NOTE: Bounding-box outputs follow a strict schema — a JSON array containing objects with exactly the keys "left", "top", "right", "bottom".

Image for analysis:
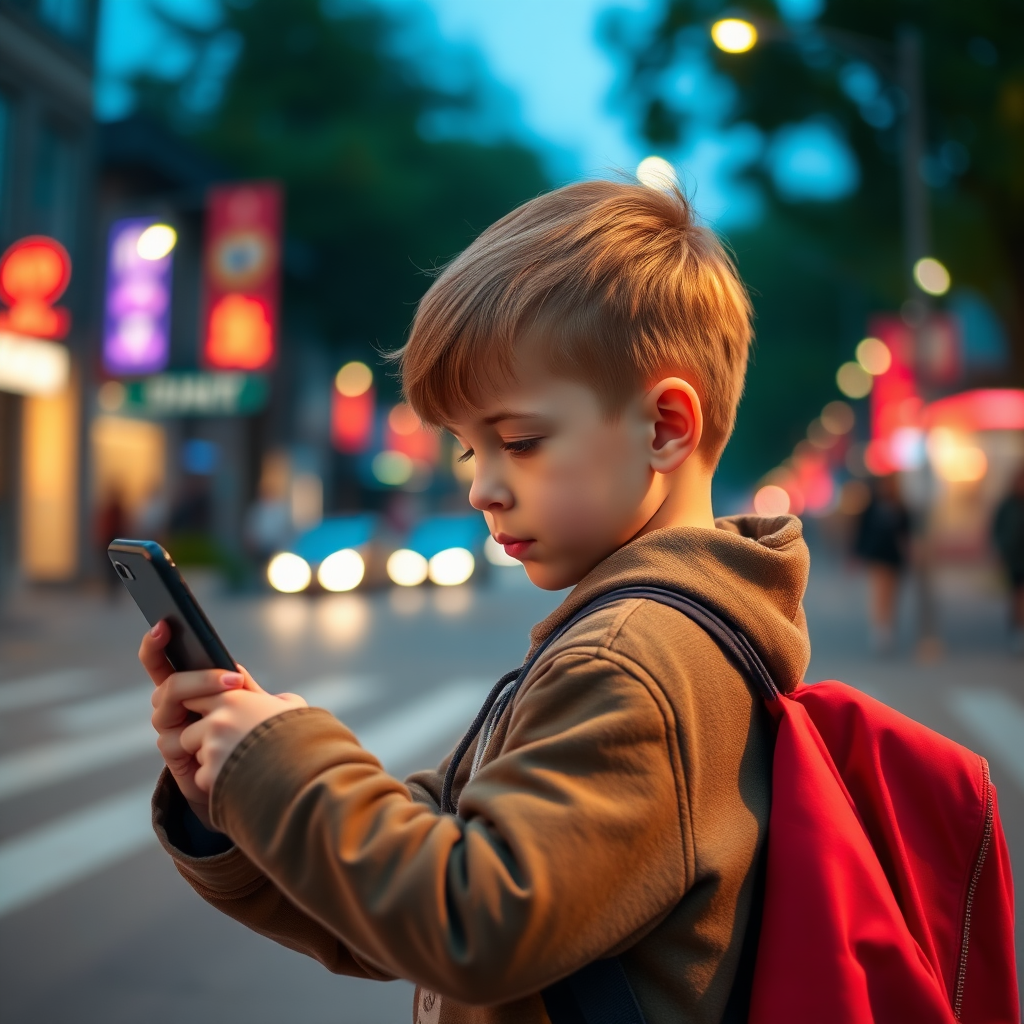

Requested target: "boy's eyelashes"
[{"left": 454, "top": 438, "right": 543, "bottom": 463}]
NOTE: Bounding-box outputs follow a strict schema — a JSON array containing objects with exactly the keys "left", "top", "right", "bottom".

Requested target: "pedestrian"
[
  {"left": 993, "top": 465, "right": 1024, "bottom": 653},
  {"left": 139, "top": 181, "right": 805, "bottom": 1023},
  {"left": 852, "top": 473, "right": 911, "bottom": 654}
]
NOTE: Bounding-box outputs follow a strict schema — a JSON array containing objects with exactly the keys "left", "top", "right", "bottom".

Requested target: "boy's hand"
[
  {"left": 178, "top": 684, "right": 307, "bottom": 795},
  {"left": 140, "top": 622, "right": 304, "bottom": 826}
]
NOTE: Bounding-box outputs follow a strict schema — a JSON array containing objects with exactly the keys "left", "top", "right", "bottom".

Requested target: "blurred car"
[
  {"left": 266, "top": 513, "right": 385, "bottom": 593},
  {"left": 386, "top": 512, "right": 491, "bottom": 587}
]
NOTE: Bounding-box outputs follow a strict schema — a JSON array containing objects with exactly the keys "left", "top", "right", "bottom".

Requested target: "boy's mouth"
[{"left": 493, "top": 533, "right": 535, "bottom": 560}]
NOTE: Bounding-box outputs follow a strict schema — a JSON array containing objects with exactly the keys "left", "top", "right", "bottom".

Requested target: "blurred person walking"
[
  {"left": 993, "top": 466, "right": 1024, "bottom": 654},
  {"left": 853, "top": 474, "right": 912, "bottom": 654}
]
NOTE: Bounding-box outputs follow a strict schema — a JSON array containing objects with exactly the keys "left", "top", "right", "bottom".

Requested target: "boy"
[{"left": 141, "top": 180, "right": 811, "bottom": 1024}]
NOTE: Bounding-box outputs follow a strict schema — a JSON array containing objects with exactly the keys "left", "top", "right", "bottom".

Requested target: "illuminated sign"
[
  {"left": 0, "top": 330, "right": 70, "bottom": 395},
  {"left": 331, "top": 361, "right": 375, "bottom": 453},
  {"left": 102, "top": 372, "right": 269, "bottom": 417},
  {"left": 202, "top": 182, "right": 282, "bottom": 371},
  {"left": 103, "top": 218, "right": 175, "bottom": 376},
  {"left": 0, "top": 236, "right": 72, "bottom": 340}
]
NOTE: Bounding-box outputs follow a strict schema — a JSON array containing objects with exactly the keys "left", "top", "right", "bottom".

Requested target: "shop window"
[{"left": 33, "top": 123, "right": 78, "bottom": 253}]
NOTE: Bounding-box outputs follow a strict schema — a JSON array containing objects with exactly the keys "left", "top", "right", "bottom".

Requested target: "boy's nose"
[{"left": 468, "top": 466, "right": 513, "bottom": 512}]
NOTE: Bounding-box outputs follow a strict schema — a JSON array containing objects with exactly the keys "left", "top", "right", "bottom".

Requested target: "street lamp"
[
  {"left": 710, "top": 18, "right": 757, "bottom": 53},
  {"left": 709, "top": 16, "right": 939, "bottom": 306}
]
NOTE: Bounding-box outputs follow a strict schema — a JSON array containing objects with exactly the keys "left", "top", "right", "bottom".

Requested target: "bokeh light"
[
  {"left": 927, "top": 428, "right": 988, "bottom": 483},
  {"left": 388, "top": 403, "right": 421, "bottom": 435},
  {"left": 387, "top": 548, "right": 429, "bottom": 586},
  {"left": 136, "top": 224, "right": 177, "bottom": 261},
  {"left": 636, "top": 156, "right": 678, "bottom": 190},
  {"left": 836, "top": 361, "right": 873, "bottom": 399},
  {"left": 855, "top": 336, "right": 892, "bottom": 376},
  {"left": 428, "top": 547, "right": 475, "bottom": 586},
  {"left": 335, "top": 360, "right": 373, "bottom": 397},
  {"left": 316, "top": 548, "right": 365, "bottom": 592},
  {"left": 913, "top": 257, "right": 951, "bottom": 296},
  {"left": 753, "top": 484, "right": 791, "bottom": 516},
  {"left": 711, "top": 18, "right": 758, "bottom": 53},
  {"left": 838, "top": 479, "right": 871, "bottom": 516},
  {"left": 267, "top": 552, "right": 312, "bottom": 593},
  {"left": 821, "top": 400, "right": 855, "bottom": 435},
  {"left": 372, "top": 450, "right": 414, "bottom": 486}
]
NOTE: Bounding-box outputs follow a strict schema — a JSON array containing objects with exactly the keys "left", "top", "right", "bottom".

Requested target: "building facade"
[{"left": 0, "top": 0, "right": 98, "bottom": 590}]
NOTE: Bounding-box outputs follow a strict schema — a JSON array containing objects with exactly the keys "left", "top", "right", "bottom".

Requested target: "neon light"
[
  {"left": 103, "top": 218, "right": 173, "bottom": 375},
  {"left": 922, "top": 389, "right": 1024, "bottom": 433},
  {"left": 205, "top": 294, "right": 273, "bottom": 370},
  {"left": 0, "top": 236, "right": 72, "bottom": 340}
]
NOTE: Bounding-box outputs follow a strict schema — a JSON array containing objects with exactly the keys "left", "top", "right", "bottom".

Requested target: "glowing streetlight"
[
  {"left": 636, "top": 156, "right": 679, "bottom": 191},
  {"left": 136, "top": 224, "right": 177, "bottom": 260},
  {"left": 855, "top": 337, "right": 892, "bottom": 376},
  {"left": 836, "top": 361, "right": 873, "bottom": 399},
  {"left": 335, "top": 360, "right": 373, "bottom": 397},
  {"left": 711, "top": 18, "right": 758, "bottom": 54},
  {"left": 913, "top": 257, "right": 951, "bottom": 296}
]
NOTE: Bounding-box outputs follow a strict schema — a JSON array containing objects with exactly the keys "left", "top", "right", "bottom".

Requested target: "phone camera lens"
[{"left": 113, "top": 562, "right": 135, "bottom": 581}]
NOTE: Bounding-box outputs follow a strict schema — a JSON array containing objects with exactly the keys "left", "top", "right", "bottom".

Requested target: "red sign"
[
  {"left": 0, "top": 236, "right": 72, "bottom": 340},
  {"left": 201, "top": 182, "right": 282, "bottom": 370},
  {"left": 332, "top": 389, "right": 375, "bottom": 453}
]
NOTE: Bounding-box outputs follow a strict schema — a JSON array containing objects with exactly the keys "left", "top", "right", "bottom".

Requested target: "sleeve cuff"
[{"left": 152, "top": 767, "right": 267, "bottom": 896}]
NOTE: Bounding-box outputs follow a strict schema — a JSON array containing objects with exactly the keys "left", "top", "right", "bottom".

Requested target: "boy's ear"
[{"left": 644, "top": 377, "right": 703, "bottom": 473}]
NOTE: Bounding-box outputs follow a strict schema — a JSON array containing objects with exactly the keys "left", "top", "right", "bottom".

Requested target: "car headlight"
[
  {"left": 317, "top": 548, "right": 365, "bottom": 592},
  {"left": 428, "top": 547, "right": 475, "bottom": 586},
  {"left": 387, "top": 549, "right": 429, "bottom": 587},
  {"left": 267, "top": 552, "right": 312, "bottom": 593}
]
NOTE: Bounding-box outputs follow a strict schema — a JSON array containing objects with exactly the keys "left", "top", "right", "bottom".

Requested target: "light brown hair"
[{"left": 399, "top": 179, "right": 754, "bottom": 461}]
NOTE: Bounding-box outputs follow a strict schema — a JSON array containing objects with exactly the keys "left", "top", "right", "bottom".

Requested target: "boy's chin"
[{"left": 522, "top": 560, "right": 584, "bottom": 592}]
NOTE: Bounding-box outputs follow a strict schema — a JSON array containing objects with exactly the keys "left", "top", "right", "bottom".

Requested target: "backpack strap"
[{"left": 441, "top": 584, "right": 782, "bottom": 1023}]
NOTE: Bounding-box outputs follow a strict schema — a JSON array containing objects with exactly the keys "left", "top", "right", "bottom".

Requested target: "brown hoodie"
[{"left": 153, "top": 514, "right": 810, "bottom": 1024}]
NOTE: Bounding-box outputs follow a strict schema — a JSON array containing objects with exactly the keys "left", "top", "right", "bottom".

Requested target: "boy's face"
[{"left": 447, "top": 361, "right": 679, "bottom": 591}]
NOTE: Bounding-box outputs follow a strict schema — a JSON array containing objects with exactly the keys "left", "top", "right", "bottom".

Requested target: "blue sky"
[{"left": 95, "top": 0, "right": 853, "bottom": 229}]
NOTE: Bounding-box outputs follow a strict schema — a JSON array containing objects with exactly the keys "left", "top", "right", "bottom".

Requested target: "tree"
[
  {"left": 130, "top": 0, "right": 550, "bottom": 386},
  {"left": 606, "top": 0, "right": 1023, "bottom": 484}
]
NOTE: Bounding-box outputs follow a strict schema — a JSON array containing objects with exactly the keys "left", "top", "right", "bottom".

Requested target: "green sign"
[{"left": 120, "top": 372, "right": 269, "bottom": 417}]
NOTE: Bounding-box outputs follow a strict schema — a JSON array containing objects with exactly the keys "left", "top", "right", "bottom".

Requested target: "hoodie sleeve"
[{"left": 201, "top": 648, "right": 687, "bottom": 1005}]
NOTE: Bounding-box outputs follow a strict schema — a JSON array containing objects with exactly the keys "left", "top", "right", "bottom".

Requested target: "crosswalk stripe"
[
  {"left": 945, "top": 688, "right": 1024, "bottom": 791},
  {"left": 0, "top": 669, "right": 99, "bottom": 714},
  {"left": 0, "top": 676, "right": 373, "bottom": 802},
  {"left": 0, "top": 679, "right": 488, "bottom": 917},
  {"left": 0, "top": 783, "right": 154, "bottom": 917}
]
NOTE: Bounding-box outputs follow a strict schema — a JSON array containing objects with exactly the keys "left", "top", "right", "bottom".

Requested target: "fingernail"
[
  {"left": 221, "top": 672, "right": 243, "bottom": 688},
  {"left": 150, "top": 622, "right": 163, "bottom": 637}
]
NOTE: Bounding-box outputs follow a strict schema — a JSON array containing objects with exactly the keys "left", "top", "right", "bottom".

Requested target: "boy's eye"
[
  {"left": 456, "top": 448, "right": 475, "bottom": 464},
  {"left": 500, "top": 438, "right": 542, "bottom": 456}
]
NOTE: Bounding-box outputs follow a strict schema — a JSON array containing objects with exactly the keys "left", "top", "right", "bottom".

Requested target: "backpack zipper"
[{"left": 953, "top": 757, "right": 994, "bottom": 1020}]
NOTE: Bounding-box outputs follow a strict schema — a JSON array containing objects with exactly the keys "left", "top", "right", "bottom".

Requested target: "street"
[{"left": 1, "top": 552, "right": 1021, "bottom": 1023}]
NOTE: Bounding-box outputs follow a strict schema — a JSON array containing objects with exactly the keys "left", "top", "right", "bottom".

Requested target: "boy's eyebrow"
[{"left": 480, "top": 410, "right": 544, "bottom": 426}]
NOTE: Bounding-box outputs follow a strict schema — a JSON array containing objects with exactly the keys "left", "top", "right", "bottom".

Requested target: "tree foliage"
[
  {"left": 607, "top": 0, "right": 1023, "bottom": 483},
  {"left": 130, "top": 0, "right": 550, "bottom": 382}
]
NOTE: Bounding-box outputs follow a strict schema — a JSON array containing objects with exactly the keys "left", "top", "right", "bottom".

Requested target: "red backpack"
[{"left": 443, "top": 586, "right": 1019, "bottom": 1024}]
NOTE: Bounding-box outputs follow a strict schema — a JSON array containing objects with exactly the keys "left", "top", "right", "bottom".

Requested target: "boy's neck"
[{"left": 635, "top": 466, "right": 717, "bottom": 540}]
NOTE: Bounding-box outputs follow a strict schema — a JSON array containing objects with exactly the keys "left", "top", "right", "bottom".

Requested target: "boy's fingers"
[
  {"left": 151, "top": 670, "right": 244, "bottom": 729},
  {"left": 235, "top": 664, "right": 267, "bottom": 694},
  {"left": 138, "top": 622, "right": 174, "bottom": 686}
]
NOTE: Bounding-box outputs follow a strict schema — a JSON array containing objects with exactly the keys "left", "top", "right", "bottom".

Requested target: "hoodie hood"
[{"left": 529, "top": 514, "right": 811, "bottom": 693}]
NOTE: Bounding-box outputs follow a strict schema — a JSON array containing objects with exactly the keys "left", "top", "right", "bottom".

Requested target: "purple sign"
[{"left": 103, "top": 218, "right": 174, "bottom": 376}]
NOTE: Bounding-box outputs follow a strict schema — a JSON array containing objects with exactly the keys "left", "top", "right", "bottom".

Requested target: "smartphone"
[{"left": 107, "top": 539, "right": 237, "bottom": 673}]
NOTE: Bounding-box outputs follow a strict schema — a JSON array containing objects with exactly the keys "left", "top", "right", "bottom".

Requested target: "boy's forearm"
[
  {"left": 152, "top": 767, "right": 395, "bottom": 982},
  {"left": 205, "top": 662, "right": 685, "bottom": 1005}
]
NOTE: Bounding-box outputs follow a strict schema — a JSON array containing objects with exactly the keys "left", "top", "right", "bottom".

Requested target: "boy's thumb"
[{"left": 235, "top": 664, "right": 267, "bottom": 694}]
